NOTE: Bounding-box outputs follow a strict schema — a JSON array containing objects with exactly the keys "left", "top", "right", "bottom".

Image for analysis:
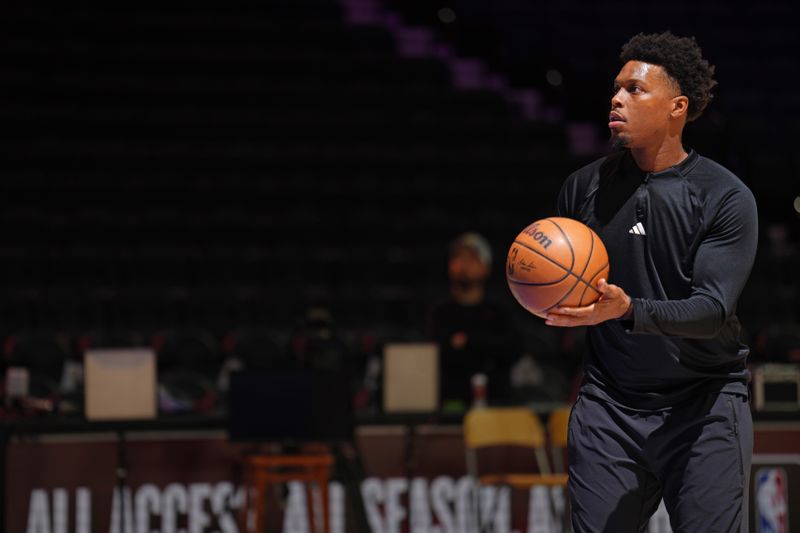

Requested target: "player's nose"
[{"left": 611, "top": 87, "right": 624, "bottom": 108}]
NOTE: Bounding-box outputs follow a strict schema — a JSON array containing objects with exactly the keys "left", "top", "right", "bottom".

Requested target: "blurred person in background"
[
  {"left": 290, "top": 306, "right": 352, "bottom": 373},
  {"left": 427, "top": 232, "right": 523, "bottom": 408}
]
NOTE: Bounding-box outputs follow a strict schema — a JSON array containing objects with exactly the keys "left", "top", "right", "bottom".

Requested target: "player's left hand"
[{"left": 545, "top": 279, "right": 631, "bottom": 327}]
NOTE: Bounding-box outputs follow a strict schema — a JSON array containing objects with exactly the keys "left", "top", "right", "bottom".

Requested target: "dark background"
[{"left": 0, "top": 1, "right": 798, "bottom": 404}]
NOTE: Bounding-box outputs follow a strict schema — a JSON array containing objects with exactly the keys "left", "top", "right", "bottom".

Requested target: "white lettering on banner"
[
  {"left": 329, "top": 482, "right": 345, "bottom": 533},
  {"left": 53, "top": 488, "right": 68, "bottom": 533},
  {"left": 283, "top": 482, "right": 310, "bottom": 532},
  {"left": 430, "top": 476, "right": 455, "bottom": 533},
  {"left": 477, "top": 484, "right": 510, "bottom": 533},
  {"left": 487, "top": 486, "right": 510, "bottom": 533},
  {"left": 527, "top": 486, "right": 556, "bottom": 533},
  {"left": 360, "top": 477, "right": 386, "bottom": 533},
  {"left": 109, "top": 488, "right": 134, "bottom": 533},
  {"left": 384, "top": 478, "right": 408, "bottom": 533},
  {"left": 27, "top": 489, "right": 51, "bottom": 533},
  {"left": 135, "top": 485, "right": 161, "bottom": 533},
  {"left": 550, "top": 486, "right": 566, "bottom": 530},
  {"left": 23, "top": 477, "right": 580, "bottom": 533},
  {"left": 76, "top": 488, "right": 91, "bottom": 533},
  {"left": 454, "top": 477, "right": 473, "bottom": 532},
  {"left": 162, "top": 483, "right": 188, "bottom": 533},
  {"left": 23, "top": 483, "right": 257, "bottom": 533},
  {"left": 281, "top": 481, "right": 345, "bottom": 533},
  {"left": 188, "top": 484, "right": 212, "bottom": 533},
  {"left": 409, "top": 478, "right": 432, "bottom": 533},
  {"left": 26, "top": 488, "right": 93, "bottom": 533},
  {"left": 210, "top": 482, "right": 241, "bottom": 533},
  {"left": 427, "top": 476, "right": 509, "bottom": 533},
  {"left": 476, "top": 485, "right": 493, "bottom": 532}
]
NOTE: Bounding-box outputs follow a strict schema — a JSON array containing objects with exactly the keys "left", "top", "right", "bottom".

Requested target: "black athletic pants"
[{"left": 568, "top": 392, "right": 752, "bottom": 532}]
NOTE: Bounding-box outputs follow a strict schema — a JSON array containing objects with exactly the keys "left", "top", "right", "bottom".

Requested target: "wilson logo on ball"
[{"left": 521, "top": 224, "right": 554, "bottom": 249}]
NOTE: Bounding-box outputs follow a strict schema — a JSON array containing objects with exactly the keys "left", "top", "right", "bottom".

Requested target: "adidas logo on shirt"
[{"left": 629, "top": 222, "right": 646, "bottom": 236}]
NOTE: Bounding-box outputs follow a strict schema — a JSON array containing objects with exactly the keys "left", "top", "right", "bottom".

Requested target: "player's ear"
[{"left": 671, "top": 95, "right": 689, "bottom": 119}]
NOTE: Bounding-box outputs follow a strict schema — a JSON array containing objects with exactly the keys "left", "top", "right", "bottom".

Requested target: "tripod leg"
[
  {"left": 116, "top": 430, "right": 129, "bottom": 533},
  {"left": 332, "top": 442, "right": 370, "bottom": 533}
]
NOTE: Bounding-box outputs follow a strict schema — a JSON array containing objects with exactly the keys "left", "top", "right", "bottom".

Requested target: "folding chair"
[
  {"left": 463, "top": 408, "right": 568, "bottom": 532},
  {"left": 547, "top": 405, "right": 572, "bottom": 474}
]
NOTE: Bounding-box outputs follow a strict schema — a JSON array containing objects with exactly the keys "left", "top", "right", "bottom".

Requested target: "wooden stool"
[{"left": 241, "top": 453, "right": 334, "bottom": 533}]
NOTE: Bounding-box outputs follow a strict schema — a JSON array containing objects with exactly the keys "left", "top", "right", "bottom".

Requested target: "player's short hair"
[{"left": 620, "top": 31, "right": 717, "bottom": 121}]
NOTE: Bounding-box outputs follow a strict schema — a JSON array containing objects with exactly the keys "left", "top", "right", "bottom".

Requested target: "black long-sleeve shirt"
[{"left": 557, "top": 149, "right": 758, "bottom": 408}]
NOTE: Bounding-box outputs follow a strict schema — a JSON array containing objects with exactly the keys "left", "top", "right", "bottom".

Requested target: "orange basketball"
[{"left": 506, "top": 217, "right": 610, "bottom": 318}]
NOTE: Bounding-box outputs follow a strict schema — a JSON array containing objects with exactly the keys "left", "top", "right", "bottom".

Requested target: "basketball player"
[{"left": 547, "top": 32, "right": 758, "bottom": 532}]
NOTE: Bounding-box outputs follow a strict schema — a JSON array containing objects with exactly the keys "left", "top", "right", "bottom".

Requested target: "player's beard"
[{"left": 610, "top": 131, "right": 629, "bottom": 150}]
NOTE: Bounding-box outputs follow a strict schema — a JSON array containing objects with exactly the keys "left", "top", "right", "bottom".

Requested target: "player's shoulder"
[
  {"left": 564, "top": 150, "right": 625, "bottom": 189},
  {"left": 568, "top": 150, "right": 624, "bottom": 179},
  {"left": 687, "top": 153, "right": 751, "bottom": 192},
  {"left": 687, "top": 153, "right": 756, "bottom": 204}
]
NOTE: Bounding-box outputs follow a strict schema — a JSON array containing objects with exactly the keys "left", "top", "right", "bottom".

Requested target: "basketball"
[{"left": 506, "top": 217, "right": 610, "bottom": 318}]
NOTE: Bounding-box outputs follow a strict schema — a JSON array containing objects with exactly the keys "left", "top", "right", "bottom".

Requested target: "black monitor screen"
[{"left": 227, "top": 369, "right": 353, "bottom": 442}]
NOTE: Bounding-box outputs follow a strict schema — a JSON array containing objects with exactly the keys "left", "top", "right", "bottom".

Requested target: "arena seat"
[{"left": 3, "top": 330, "right": 71, "bottom": 398}]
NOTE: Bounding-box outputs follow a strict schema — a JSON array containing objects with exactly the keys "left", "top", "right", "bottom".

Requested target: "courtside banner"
[
  {"left": 6, "top": 433, "right": 798, "bottom": 532},
  {"left": 7, "top": 432, "right": 571, "bottom": 533}
]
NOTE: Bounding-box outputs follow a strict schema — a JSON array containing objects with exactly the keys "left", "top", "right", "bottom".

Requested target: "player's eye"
[{"left": 629, "top": 85, "right": 643, "bottom": 94}]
